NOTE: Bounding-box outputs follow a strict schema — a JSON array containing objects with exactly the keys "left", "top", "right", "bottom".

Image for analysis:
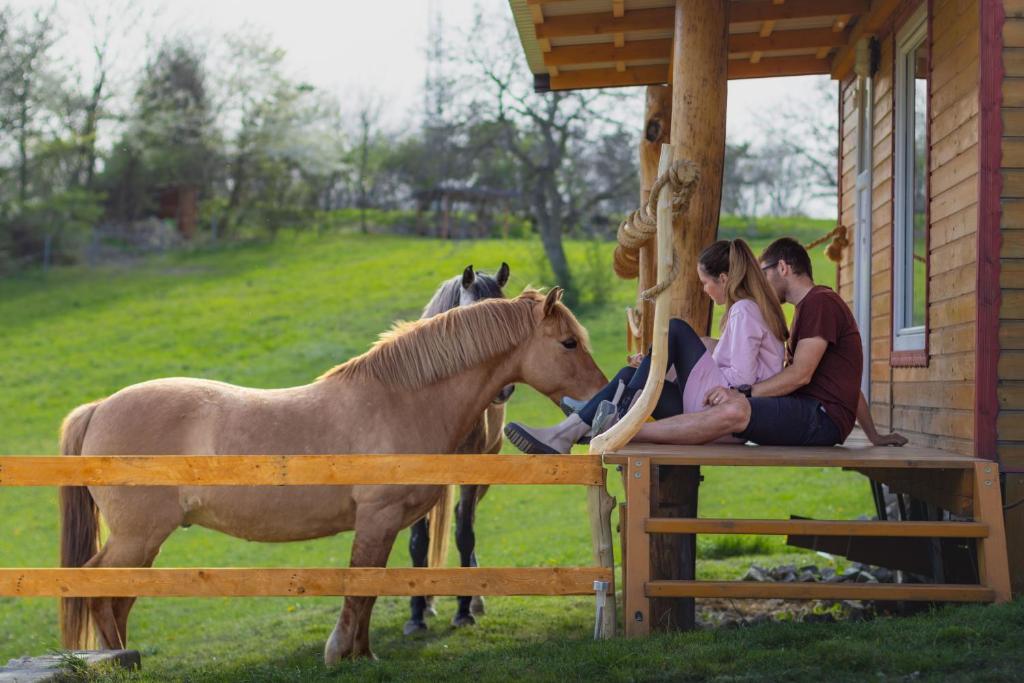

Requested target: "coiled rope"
[{"left": 613, "top": 160, "right": 700, "bottom": 300}]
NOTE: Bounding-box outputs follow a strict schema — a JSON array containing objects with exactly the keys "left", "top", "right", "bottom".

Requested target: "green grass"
[{"left": 1, "top": 231, "right": 1017, "bottom": 681}]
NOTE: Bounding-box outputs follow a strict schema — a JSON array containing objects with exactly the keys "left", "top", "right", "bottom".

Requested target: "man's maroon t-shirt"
[{"left": 787, "top": 286, "right": 863, "bottom": 439}]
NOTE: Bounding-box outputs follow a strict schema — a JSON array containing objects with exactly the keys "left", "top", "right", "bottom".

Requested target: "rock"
[
  {"left": 839, "top": 567, "right": 862, "bottom": 582},
  {"left": 1, "top": 650, "right": 140, "bottom": 683},
  {"left": 820, "top": 567, "right": 837, "bottom": 581},
  {"left": 855, "top": 571, "right": 879, "bottom": 583},
  {"left": 798, "top": 565, "right": 821, "bottom": 576},
  {"left": 798, "top": 569, "right": 819, "bottom": 582},
  {"left": 743, "top": 565, "right": 771, "bottom": 582},
  {"left": 769, "top": 564, "right": 797, "bottom": 581},
  {"left": 802, "top": 612, "right": 836, "bottom": 624}
]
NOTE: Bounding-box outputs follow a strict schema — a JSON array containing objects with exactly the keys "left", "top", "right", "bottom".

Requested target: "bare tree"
[{"left": 457, "top": 13, "right": 637, "bottom": 302}]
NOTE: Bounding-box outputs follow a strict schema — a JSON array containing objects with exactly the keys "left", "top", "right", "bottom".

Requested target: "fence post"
[{"left": 588, "top": 482, "right": 616, "bottom": 638}]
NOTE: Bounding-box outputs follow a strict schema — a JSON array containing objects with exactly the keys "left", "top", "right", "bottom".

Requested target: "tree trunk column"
[
  {"left": 670, "top": 0, "right": 728, "bottom": 332},
  {"left": 650, "top": 0, "right": 728, "bottom": 633}
]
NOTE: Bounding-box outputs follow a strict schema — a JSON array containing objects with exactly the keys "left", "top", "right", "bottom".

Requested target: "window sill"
[{"left": 891, "top": 349, "right": 928, "bottom": 367}]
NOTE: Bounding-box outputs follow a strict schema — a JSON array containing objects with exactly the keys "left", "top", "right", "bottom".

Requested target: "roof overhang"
[{"left": 509, "top": 0, "right": 900, "bottom": 91}]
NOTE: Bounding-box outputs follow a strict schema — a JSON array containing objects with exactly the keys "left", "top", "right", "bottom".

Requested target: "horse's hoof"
[
  {"left": 403, "top": 619, "right": 428, "bottom": 636},
  {"left": 451, "top": 613, "right": 476, "bottom": 628},
  {"left": 470, "top": 596, "right": 486, "bottom": 616}
]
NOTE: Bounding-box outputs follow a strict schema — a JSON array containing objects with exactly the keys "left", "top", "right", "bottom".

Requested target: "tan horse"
[{"left": 58, "top": 288, "right": 606, "bottom": 663}]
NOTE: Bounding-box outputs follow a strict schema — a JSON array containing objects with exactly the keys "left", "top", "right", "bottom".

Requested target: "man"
[{"left": 634, "top": 237, "right": 907, "bottom": 447}]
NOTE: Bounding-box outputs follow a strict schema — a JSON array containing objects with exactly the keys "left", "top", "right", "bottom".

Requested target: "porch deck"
[{"left": 605, "top": 436, "right": 1011, "bottom": 636}]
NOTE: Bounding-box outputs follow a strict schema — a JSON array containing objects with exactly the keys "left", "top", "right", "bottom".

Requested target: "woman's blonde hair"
[{"left": 698, "top": 238, "right": 789, "bottom": 343}]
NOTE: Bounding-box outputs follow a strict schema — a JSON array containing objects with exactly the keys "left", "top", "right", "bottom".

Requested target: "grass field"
[{"left": 1, "top": 232, "right": 1020, "bottom": 681}]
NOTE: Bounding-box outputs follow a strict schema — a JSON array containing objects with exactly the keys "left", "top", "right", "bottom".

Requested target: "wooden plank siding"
[
  {"left": 837, "top": 0, "right": 980, "bottom": 456},
  {"left": 1002, "top": 0, "right": 1024, "bottom": 470}
]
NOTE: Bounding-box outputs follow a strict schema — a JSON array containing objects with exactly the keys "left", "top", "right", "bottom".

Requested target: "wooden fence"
[{"left": 0, "top": 454, "right": 616, "bottom": 634}]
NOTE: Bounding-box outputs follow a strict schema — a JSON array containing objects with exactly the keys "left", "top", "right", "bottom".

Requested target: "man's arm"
[
  {"left": 856, "top": 391, "right": 909, "bottom": 446},
  {"left": 749, "top": 337, "right": 828, "bottom": 398}
]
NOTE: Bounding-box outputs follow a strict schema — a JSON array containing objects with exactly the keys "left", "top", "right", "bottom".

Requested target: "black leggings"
[{"left": 578, "top": 319, "right": 708, "bottom": 425}]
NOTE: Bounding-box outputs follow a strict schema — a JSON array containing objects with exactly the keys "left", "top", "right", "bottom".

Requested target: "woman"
[{"left": 505, "top": 238, "right": 788, "bottom": 454}]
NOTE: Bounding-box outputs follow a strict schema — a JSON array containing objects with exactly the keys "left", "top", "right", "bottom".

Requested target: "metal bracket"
[{"left": 592, "top": 579, "right": 610, "bottom": 640}]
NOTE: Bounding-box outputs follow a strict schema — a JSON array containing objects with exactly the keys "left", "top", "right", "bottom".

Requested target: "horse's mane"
[{"left": 320, "top": 289, "right": 589, "bottom": 389}]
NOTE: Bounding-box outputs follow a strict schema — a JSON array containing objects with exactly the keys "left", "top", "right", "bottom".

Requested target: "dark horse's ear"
[
  {"left": 462, "top": 265, "right": 475, "bottom": 289},
  {"left": 496, "top": 262, "right": 510, "bottom": 288},
  {"left": 542, "top": 287, "right": 563, "bottom": 317}
]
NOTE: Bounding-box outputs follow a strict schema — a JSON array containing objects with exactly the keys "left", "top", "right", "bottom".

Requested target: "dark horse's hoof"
[
  {"left": 403, "top": 619, "right": 428, "bottom": 636},
  {"left": 470, "top": 596, "right": 486, "bottom": 616},
  {"left": 451, "top": 613, "right": 477, "bottom": 628}
]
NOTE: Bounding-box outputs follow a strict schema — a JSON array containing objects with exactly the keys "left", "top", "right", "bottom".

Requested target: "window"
[{"left": 893, "top": 5, "right": 928, "bottom": 359}]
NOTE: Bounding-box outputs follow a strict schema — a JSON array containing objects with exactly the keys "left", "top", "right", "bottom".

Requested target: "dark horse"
[{"left": 405, "top": 262, "right": 512, "bottom": 635}]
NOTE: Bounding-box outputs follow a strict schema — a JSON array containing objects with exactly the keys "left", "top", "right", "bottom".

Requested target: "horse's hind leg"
[
  {"left": 404, "top": 517, "right": 430, "bottom": 635},
  {"left": 469, "top": 485, "right": 488, "bottom": 616},
  {"left": 452, "top": 485, "right": 481, "bottom": 627},
  {"left": 86, "top": 529, "right": 174, "bottom": 649},
  {"left": 87, "top": 488, "right": 182, "bottom": 649}
]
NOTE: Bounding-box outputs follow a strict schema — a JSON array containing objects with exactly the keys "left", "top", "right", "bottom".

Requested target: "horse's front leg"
[
  {"left": 452, "top": 484, "right": 481, "bottom": 626},
  {"left": 324, "top": 516, "right": 399, "bottom": 664},
  {"left": 404, "top": 516, "right": 430, "bottom": 635}
]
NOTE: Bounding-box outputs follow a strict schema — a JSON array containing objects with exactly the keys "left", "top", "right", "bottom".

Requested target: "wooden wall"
[
  {"left": 837, "top": 0, "right": 980, "bottom": 455},
  {"left": 1001, "top": 1, "right": 1024, "bottom": 469}
]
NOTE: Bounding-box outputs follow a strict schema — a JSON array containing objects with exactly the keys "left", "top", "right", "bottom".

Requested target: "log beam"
[{"left": 669, "top": 0, "right": 728, "bottom": 331}]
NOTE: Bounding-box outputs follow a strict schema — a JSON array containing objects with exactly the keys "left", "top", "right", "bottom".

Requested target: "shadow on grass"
[{"left": 98, "top": 599, "right": 1024, "bottom": 683}]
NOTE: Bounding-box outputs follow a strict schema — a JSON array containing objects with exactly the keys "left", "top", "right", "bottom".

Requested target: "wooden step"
[
  {"left": 645, "top": 580, "right": 995, "bottom": 602},
  {"left": 605, "top": 443, "right": 984, "bottom": 469},
  {"left": 644, "top": 518, "right": 989, "bottom": 538}
]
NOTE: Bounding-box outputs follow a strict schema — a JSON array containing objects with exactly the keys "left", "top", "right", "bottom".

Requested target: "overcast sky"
[{"left": 11, "top": 0, "right": 835, "bottom": 215}]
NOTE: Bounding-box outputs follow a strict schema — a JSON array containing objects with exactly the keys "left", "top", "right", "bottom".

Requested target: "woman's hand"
[
  {"left": 627, "top": 353, "right": 644, "bottom": 368},
  {"left": 701, "top": 336, "right": 718, "bottom": 352},
  {"left": 704, "top": 386, "right": 740, "bottom": 407}
]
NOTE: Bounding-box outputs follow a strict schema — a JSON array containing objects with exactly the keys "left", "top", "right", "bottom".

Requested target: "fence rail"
[
  {"left": 0, "top": 454, "right": 605, "bottom": 487},
  {"left": 0, "top": 452, "right": 618, "bottom": 637},
  {"left": 0, "top": 567, "right": 612, "bottom": 598}
]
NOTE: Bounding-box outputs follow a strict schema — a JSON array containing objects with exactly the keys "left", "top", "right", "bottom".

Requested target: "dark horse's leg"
[
  {"left": 452, "top": 484, "right": 481, "bottom": 626},
  {"left": 404, "top": 517, "right": 430, "bottom": 635}
]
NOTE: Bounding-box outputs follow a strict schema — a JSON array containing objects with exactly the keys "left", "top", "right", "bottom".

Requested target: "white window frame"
[{"left": 893, "top": 5, "right": 928, "bottom": 353}]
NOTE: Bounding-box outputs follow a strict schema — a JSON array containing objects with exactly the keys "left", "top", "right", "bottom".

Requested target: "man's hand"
[
  {"left": 627, "top": 353, "right": 644, "bottom": 368},
  {"left": 705, "top": 386, "right": 741, "bottom": 407},
  {"left": 870, "top": 431, "right": 909, "bottom": 447}
]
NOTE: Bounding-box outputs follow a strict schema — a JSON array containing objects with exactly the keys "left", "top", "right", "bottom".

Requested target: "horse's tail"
[
  {"left": 427, "top": 485, "right": 454, "bottom": 569},
  {"left": 59, "top": 400, "right": 102, "bottom": 650}
]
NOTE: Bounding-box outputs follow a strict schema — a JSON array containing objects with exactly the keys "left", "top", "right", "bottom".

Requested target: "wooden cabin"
[{"left": 507, "top": 0, "right": 1023, "bottom": 594}]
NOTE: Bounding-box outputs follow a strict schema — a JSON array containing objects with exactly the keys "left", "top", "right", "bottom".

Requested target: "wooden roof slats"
[{"left": 512, "top": 0, "right": 906, "bottom": 88}]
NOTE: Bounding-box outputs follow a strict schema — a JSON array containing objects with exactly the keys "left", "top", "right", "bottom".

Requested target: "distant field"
[{"left": 5, "top": 231, "right": 1002, "bottom": 681}]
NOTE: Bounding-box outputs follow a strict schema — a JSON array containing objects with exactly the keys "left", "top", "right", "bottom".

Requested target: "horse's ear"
[
  {"left": 542, "top": 287, "right": 563, "bottom": 317},
  {"left": 462, "top": 265, "right": 475, "bottom": 289},
  {"left": 496, "top": 262, "right": 510, "bottom": 288}
]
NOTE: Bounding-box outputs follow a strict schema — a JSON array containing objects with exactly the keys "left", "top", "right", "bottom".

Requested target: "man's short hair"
[{"left": 761, "top": 237, "right": 813, "bottom": 279}]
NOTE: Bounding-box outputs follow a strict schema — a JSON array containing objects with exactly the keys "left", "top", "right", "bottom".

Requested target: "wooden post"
[
  {"left": 973, "top": 462, "right": 1012, "bottom": 602},
  {"left": 624, "top": 457, "right": 652, "bottom": 636},
  {"left": 670, "top": 0, "right": 728, "bottom": 332},
  {"left": 654, "top": 0, "right": 729, "bottom": 632},
  {"left": 638, "top": 86, "right": 673, "bottom": 350},
  {"left": 587, "top": 484, "right": 617, "bottom": 638}
]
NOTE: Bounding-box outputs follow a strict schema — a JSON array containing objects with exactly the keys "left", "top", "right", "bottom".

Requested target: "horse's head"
[
  {"left": 517, "top": 288, "right": 607, "bottom": 405},
  {"left": 459, "top": 262, "right": 510, "bottom": 307}
]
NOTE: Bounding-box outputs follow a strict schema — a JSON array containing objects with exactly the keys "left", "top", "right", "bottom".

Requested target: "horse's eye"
[{"left": 561, "top": 338, "right": 578, "bottom": 349}]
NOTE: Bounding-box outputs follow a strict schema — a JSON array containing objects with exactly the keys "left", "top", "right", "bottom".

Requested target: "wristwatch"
[{"left": 736, "top": 384, "right": 752, "bottom": 398}]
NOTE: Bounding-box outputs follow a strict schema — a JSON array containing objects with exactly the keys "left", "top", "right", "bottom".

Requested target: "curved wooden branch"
[{"left": 590, "top": 143, "right": 676, "bottom": 455}]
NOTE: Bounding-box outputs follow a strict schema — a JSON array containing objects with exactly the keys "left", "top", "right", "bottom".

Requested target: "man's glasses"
[{"left": 760, "top": 261, "right": 778, "bottom": 272}]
